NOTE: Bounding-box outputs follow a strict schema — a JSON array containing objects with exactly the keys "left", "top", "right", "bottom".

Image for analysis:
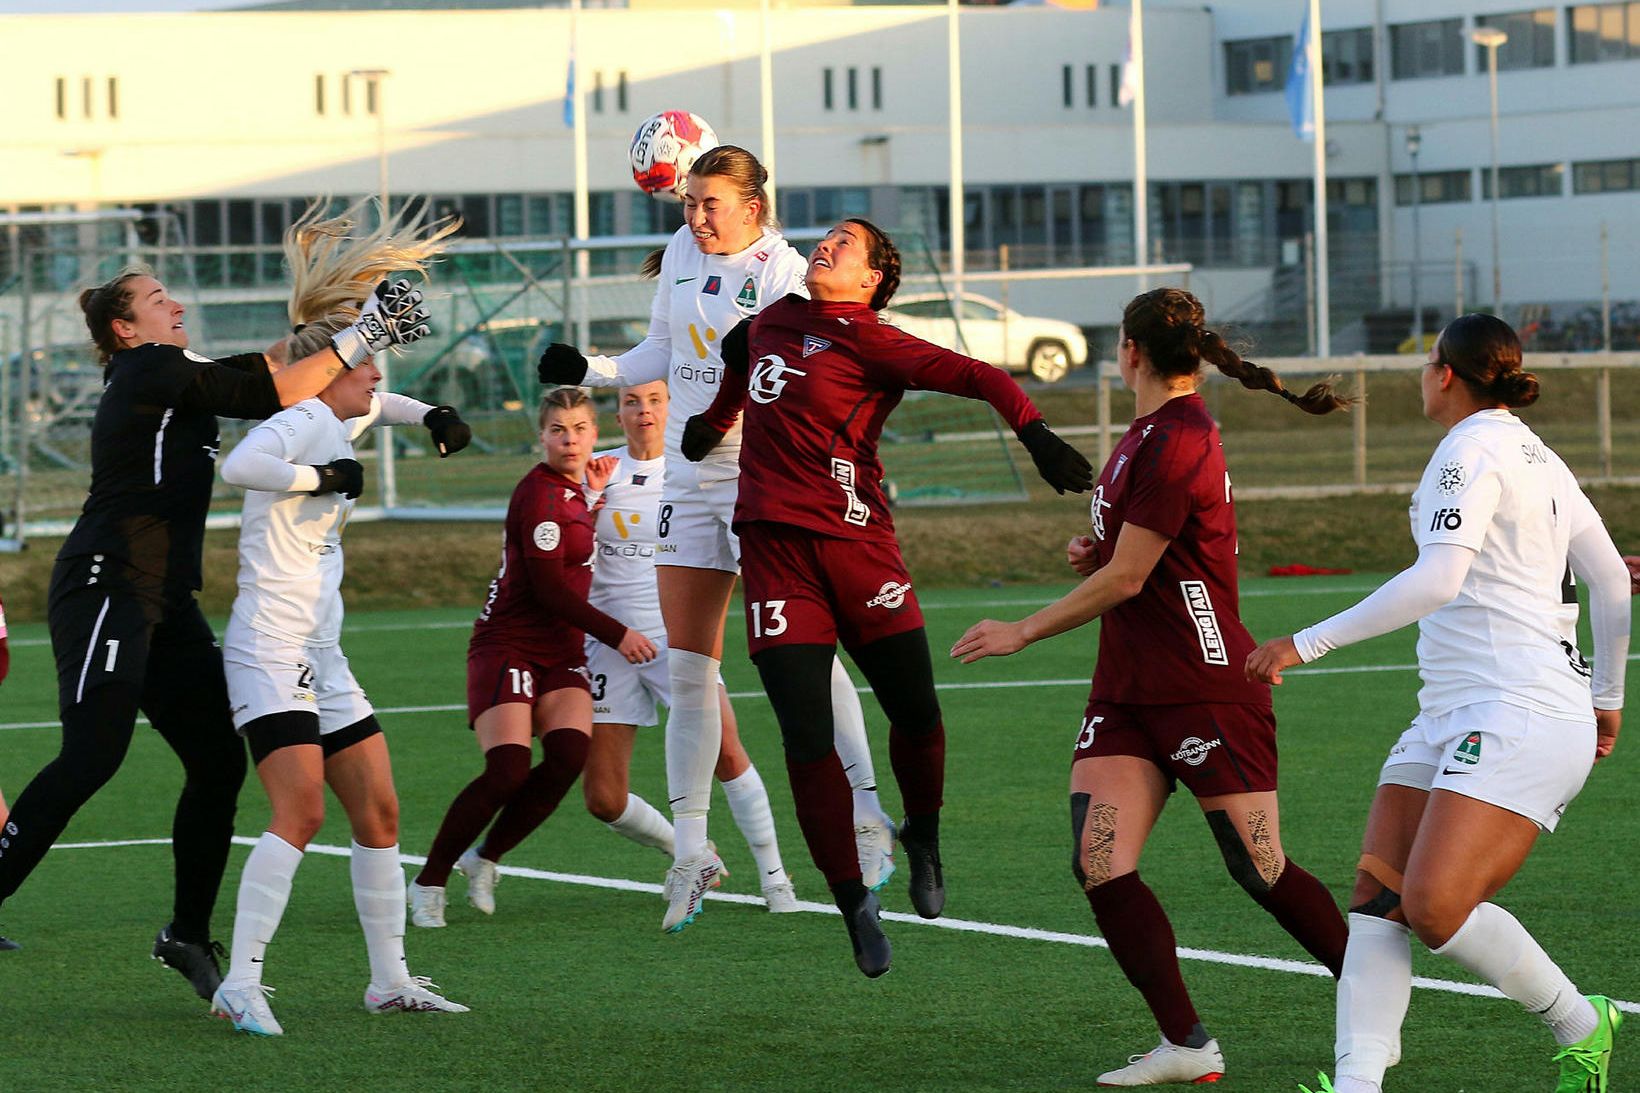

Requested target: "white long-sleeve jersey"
[
  {"left": 221, "top": 392, "right": 432, "bottom": 647},
  {"left": 580, "top": 225, "right": 807, "bottom": 489},
  {"left": 586, "top": 444, "right": 666, "bottom": 638}
]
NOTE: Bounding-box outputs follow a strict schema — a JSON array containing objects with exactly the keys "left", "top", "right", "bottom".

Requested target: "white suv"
[{"left": 881, "top": 291, "right": 1088, "bottom": 383}]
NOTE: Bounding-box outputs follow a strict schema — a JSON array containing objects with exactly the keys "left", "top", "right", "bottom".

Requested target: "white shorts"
[
  {"left": 224, "top": 626, "right": 373, "bottom": 735},
  {"left": 1378, "top": 700, "right": 1595, "bottom": 832},
  {"left": 587, "top": 635, "right": 672, "bottom": 727},
  {"left": 656, "top": 475, "right": 740, "bottom": 573}
]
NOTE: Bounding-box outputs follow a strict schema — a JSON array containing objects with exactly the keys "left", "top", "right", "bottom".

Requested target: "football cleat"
[
  {"left": 0, "top": 934, "right": 18, "bottom": 952},
  {"left": 151, "top": 927, "right": 226, "bottom": 1001},
  {"left": 1553, "top": 994, "right": 1622, "bottom": 1093},
  {"left": 899, "top": 820, "right": 945, "bottom": 919},
  {"left": 761, "top": 875, "right": 800, "bottom": 914},
  {"left": 1297, "top": 1076, "right": 1338, "bottom": 1093},
  {"left": 661, "top": 850, "right": 722, "bottom": 934},
  {"left": 843, "top": 891, "right": 892, "bottom": 978},
  {"left": 456, "top": 849, "right": 499, "bottom": 916},
  {"left": 408, "top": 881, "right": 447, "bottom": 928},
  {"left": 365, "top": 976, "right": 469, "bottom": 1014},
  {"left": 855, "top": 817, "right": 897, "bottom": 892},
  {"left": 211, "top": 982, "right": 283, "bottom": 1037},
  {"left": 1096, "top": 1038, "right": 1224, "bottom": 1086}
]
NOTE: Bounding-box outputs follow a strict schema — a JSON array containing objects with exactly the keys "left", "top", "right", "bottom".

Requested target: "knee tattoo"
[
  {"left": 1070, "top": 793, "right": 1117, "bottom": 890},
  {"left": 1206, "top": 809, "right": 1281, "bottom": 897}
]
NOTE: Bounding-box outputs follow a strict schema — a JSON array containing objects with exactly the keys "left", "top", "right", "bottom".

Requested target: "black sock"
[
  {"left": 830, "top": 878, "right": 869, "bottom": 915},
  {"left": 904, "top": 810, "right": 940, "bottom": 844}
]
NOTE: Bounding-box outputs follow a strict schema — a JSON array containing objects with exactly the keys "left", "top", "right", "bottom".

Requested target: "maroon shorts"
[
  {"left": 1071, "top": 698, "right": 1279, "bottom": 797},
  {"left": 737, "top": 522, "right": 926, "bottom": 655},
  {"left": 466, "top": 646, "right": 591, "bottom": 726}
]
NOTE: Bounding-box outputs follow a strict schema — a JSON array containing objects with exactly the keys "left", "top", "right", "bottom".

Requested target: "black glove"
[
  {"left": 1017, "top": 420, "right": 1093, "bottom": 495},
  {"left": 311, "top": 458, "right": 365, "bottom": 500},
  {"left": 537, "top": 343, "right": 588, "bottom": 386},
  {"left": 423, "top": 405, "right": 471, "bottom": 457},
  {"left": 681, "top": 413, "right": 728, "bottom": 463},
  {"left": 719, "top": 319, "right": 753, "bottom": 375}
]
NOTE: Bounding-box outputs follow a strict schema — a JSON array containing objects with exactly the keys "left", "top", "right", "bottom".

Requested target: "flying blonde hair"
[{"left": 279, "top": 196, "right": 460, "bottom": 362}]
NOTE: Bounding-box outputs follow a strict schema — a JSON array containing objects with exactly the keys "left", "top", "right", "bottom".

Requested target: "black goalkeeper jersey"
[{"left": 58, "top": 342, "right": 281, "bottom": 598}]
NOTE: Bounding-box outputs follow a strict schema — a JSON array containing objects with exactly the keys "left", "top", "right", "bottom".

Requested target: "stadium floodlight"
[{"left": 1469, "top": 27, "right": 1507, "bottom": 310}]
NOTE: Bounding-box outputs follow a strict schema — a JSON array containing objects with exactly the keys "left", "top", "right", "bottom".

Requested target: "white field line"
[
  {"left": 1, "top": 583, "right": 1385, "bottom": 649},
  {"left": 9, "top": 655, "right": 1640, "bottom": 733},
  {"left": 42, "top": 834, "right": 1639, "bottom": 1016}
]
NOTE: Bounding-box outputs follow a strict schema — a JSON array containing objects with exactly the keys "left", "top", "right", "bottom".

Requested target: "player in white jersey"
[
  {"left": 210, "top": 200, "right": 471, "bottom": 1036},
  {"left": 1246, "top": 315, "right": 1630, "bottom": 1093},
  {"left": 537, "top": 146, "right": 895, "bottom": 933}
]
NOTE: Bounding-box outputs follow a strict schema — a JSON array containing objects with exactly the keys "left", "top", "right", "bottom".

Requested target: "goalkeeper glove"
[
  {"left": 311, "top": 458, "right": 365, "bottom": 500},
  {"left": 330, "top": 278, "right": 432, "bottom": 370},
  {"left": 1017, "top": 420, "right": 1093, "bottom": 495},
  {"left": 538, "top": 343, "right": 589, "bottom": 386}
]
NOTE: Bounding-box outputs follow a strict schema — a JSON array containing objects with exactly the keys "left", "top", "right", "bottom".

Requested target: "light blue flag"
[
  {"left": 1285, "top": 3, "right": 1313, "bottom": 141},
  {"left": 562, "top": 50, "right": 576, "bottom": 128}
]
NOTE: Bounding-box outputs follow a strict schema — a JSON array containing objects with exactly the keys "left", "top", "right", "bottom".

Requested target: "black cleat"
[
  {"left": 843, "top": 891, "right": 892, "bottom": 979},
  {"left": 151, "top": 927, "right": 225, "bottom": 1000},
  {"left": 900, "top": 822, "right": 945, "bottom": 919},
  {"left": 0, "top": 935, "right": 18, "bottom": 952}
]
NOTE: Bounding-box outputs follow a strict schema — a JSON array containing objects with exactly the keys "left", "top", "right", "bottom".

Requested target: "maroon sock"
[
  {"left": 888, "top": 722, "right": 945, "bottom": 816},
  {"left": 479, "top": 729, "right": 591, "bottom": 862},
  {"left": 1253, "top": 860, "right": 1348, "bottom": 977},
  {"left": 1085, "top": 871, "right": 1201, "bottom": 1046},
  {"left": 785, "top": 749, "right": 860, "bottom": 886},
  {"left": 416, "top": 742, "right": 531, "bottom": 887}
]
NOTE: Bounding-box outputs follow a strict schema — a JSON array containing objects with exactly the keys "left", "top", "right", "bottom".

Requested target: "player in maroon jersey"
[
  {"left": 683, "top": 218, "right": 1092, "bottom": 977},
  {"left": 410, "top": 389, "right": 657, "bottom": 926},
  {"left": 951, "top": 287, "right": 1352, "bottom": 1085}
]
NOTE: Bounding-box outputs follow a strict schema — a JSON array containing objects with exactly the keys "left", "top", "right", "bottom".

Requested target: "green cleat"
[
  {"left": 1298, "top": 1075, "right": 1337, "bottom": 1093},
  {"left": 1553, "top": 995, "right": 1622, "bottom": 1093}
]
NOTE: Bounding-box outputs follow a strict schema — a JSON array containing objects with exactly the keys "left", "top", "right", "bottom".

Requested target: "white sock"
[
  {"left": 351, "top": 841, "right": 410, "bottom": 990},
  {"left": 1335, "top": 914, "right": 1412, "bottom": 1087},
  {"left": 607, "top": 793, "right": 674, "bottom": 855},
  {"left": 665, "top": 649, "right": 721, "bottom": 861},
  {"left": 721, "top": 765, "right": 785, "bottom": 883},
  {"left": 829, "top": 656, "right": 889, "bottom": 827},
  {"left": 1432, "top": 902, "right": 1597, "bottom": 1045},
  {"left": 225, "top": 832, "right": 304, "bottom": 988},
  {"left": 1332, "top": 1078, "right": 1381, "bottom": 1093}
]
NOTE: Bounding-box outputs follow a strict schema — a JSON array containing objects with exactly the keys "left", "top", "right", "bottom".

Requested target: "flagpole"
[
  {"left": 1308, "top": 0, "right": 1329, "bottom": 356},
  {"left": 1130, "top": 0, "right": 1149, "bottom": 290},
  {"left": 759, "top": 0, "right": 777, "bottom": 209},
  {"left": 571, "top": 0, "right": 590, "bottom": 346},
  {"left": 947, "top": 0, "right": 965, "bottom": 327}
]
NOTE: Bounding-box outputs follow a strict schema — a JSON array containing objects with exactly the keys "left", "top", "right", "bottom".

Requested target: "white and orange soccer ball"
[{"left": 629, "top": 111, "right": 719, "bottom": 202}]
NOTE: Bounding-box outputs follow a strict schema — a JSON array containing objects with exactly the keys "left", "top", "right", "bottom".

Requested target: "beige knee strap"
[{"left": 1356, "top": 852, "right": 1404, "bottom": 893}]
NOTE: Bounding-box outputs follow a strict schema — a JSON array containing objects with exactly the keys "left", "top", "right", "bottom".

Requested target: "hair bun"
[{"left": 1494, "top": 369, "right": 1540, "bottom": 408}]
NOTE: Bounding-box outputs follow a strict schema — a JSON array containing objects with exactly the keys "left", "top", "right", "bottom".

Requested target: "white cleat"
[
  {"left": 455, "top": 849, "right": 499, "bottom": 916},
  {"left": 211, "top": 981, "right": 283, "bottom": 1037},
  {"left": 364, "top": 976, "right": 470, "bottom": 1014},
  {"left": 762, "top": 874, "right": 800, "bottom": 913},
  {"left": 855, "top": 817, "right": 898, "bottom": 892},
  {"left": 408, "top": 881, "right": 447, "bottom": 929},
  {"left": 661, "top": 849, "right": 723, "bottom": 933},
  {"left": 1096, "top": 1038, "right": 1224, "bottom": 1086}
]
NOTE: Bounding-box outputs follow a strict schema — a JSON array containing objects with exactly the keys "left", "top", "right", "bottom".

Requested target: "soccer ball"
[{"left": 630, "top": 111, "right": 718, "bottom": 202}]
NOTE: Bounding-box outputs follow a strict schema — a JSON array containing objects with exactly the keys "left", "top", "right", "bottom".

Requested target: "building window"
[
  {"left": 341, "top": 74, "right": 352, "bottom": 115},
  {"left": 1568, "top": 2, "right": 1640, "bottom": 63},
  {"left": 363, "top": 77, "right": 380, "bottom": 116},
  {"left": 1480, "top": 163, "right": 1564, "bottom": 198},
  {"left": 1086, "top": 63, "right": 1097, "bottom": 105},
  {"left": 872, "top": 66, "right": 882, "bottom": 109},
  {"left": 1572, "top": 157, "right": 1639, "bottom": 192},
  {"left": 82, "top": 77, "right": 93, "bottom": 118},
  {"left": 1322, "top": 27, "right": 1375, "bottom": 84},
  {"left": 617, "top": 70, "right": 628, "bottom": 112},
  {"left": 55, "top": 76, "right": 66, "bottom": 119},
  {"left": 107, "top": 77, "right": 118, "bottom": 119},
  {"left": 1394, "top": 169, "right": 1473, "bottom": 204},
  {"left": 1062, "top": 64, "right": 1073, "bottom": 107},
  {"left": 1110, "top": 63, "right": 1121, "bottom": 105},
  {"left": 847, "top": 66, "right": 858, "bottom": 110},
  {"left": 314, "top": 74, "right": 325, "bottom": 115},
  {"left": 1475, "top": 9, "right": 1556, "bottom": 70},
  {"left": 592, "top": 71, "right": 604, "bottom": 113},
  {"left": 1390, "top": 18, "right": 1465, "bottom": 79},
  {"left": 1225, "top": 35, "right": 1293, "bottom": 94},
  {"left": 823, "top": 67, "right": 833, "bottom": 111}
]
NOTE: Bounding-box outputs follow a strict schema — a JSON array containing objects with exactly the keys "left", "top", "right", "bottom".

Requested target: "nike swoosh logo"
[
  {"left": 668, "top": 796, "right": 686, "bottom": 805},
  {"left": 250, "top": 957, "right": 263, "bottom": 963},
  {"left": 766, "top": 869, "right": 782, "bottom": 876},
  {"left": 1441, "top": 767, "right": 1471, "bottom": 776},
  {"left": 674, "top": 277, "right": 696, "bottom": 284}
]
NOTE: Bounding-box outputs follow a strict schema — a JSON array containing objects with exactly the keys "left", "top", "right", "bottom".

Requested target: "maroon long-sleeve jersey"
[
  {"left": 707, "top": 294, "right": 1042, "bottom": 543},
  {"left": 470, "top": 464, "right": 626, "bottom": 663},
  {"left": 1088, "top": 393, "right": 1269, "bottom": 707}
]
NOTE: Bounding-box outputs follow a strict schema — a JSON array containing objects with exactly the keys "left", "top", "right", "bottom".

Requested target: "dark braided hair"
[
  {"left": 842, "top": 217, "right": 901, "bottom": 311},
  {"left": 1435, "top": 313, "right": 1539, "bottom": 408},
  {"left": 1121, "top": 287, "right": 1353, "bottom": 415},
  {"left": 79, "top": 265, "right": 153, "bottom": 366}
]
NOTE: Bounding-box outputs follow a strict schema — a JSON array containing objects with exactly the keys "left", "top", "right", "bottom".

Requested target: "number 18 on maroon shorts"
[
  {"left": 1073, "top": 698, "right": 1280, "bottom": 797},
  {"left": 738, "top": 522, "right": 926, "bottom": 655}
]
